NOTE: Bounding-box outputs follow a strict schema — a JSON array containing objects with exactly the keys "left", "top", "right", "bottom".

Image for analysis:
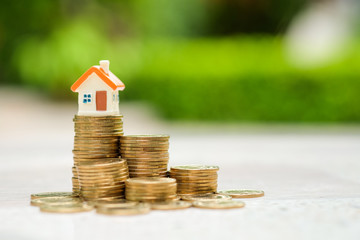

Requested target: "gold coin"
[
  {"left": 120, "top": 134, "right": 169, "bottom": 139},
  {"left": 151, "top": 201, "right": 192, "bottom": 210},
  {"left": 80, "top": 184, "right": 125, "bottom": 190},
  {"left": 124, "top": 157, "right": 169, "bottom": 161},
  {"left": 40, "top": 203, "right": 94, "bottom": 213},
  {"left": 73, "top": 157, "right": 120, "bottom": 163},
  {"left": 127, "top": 164, "right": 168, "bottom": 169},
  {"left": 76, "top": 167, "right": 128, "bottom": 172},
  {"left": 125, "top": 192, "right": 177, "bottom": 198},
  {"left": 76, "top": 160, "right": 126, "bottom": 168},
  {"left": 73, "top": 154, "right": 119, "bottom": 158},
  {"left": 126, "top": 195, "right": 177, "bottom": 200},
  {"left": 126, "top": 177, "right": 175, "bottom": 184},
  {"left": 192, "top": 200, "right": 245, "bottom": 209},
  {"left": 73, "top": 146, "right": 119, "bottom": 150},
  {"left": 75, "top": 135, "right": 123, "bottom": 138},
  {"left": 77, "top": 173, "right": 128, "bottom": 178},
  {"left": 171, "top": 165, "right": 219, "bottom": 172},
  {"left": 74, "top": 139, "right": 119, "bottom": 143},
  {"left": 120, "top": 146, "right": 168, "bottom": 151},
  {"left": 31, "top": 196, "right": 82, "bottom": 207},
  {"left": 126, "top": 191, "right": 177, "bottom": 197},
  {"left": 96, "top": 203, "right": 151, "bottom": 215},
  {"left": 76, "top": 170, "right": 128, "bottom": 176},
  {"left": 74, "top": 126, "right": 122, "bottom": 130},
  {"left": 81, "top": 193, "right": 124, "bottom": 199},
  {"left": 129, "top": 173, "right": 167, "bottom": 178},
  {"left": 78, "top": 177, "right": 128, "bottom": 183},
  {"left": 173, "top": 179, "right": 216, "bottom": 183},
  {"left": 123, "top": 157, "right": 168, "bottom": 162},
  {"left": 31, "top": 192, "right": 77, "bottom": 200},
  {"left": 120, "top": 143, "right": 169, "bottom": 148},
  {"left": 180, "top": 194, "right": 231, "bottom": 202},
  {"left": 80, "top": 192, "right": 125, "bottom": 198},
  {"left": 73, "top": 151, "right": 119, "bottom": 155},
  {"left": 218, "top": 189, "right": 265, "bottom": 198},
  {"left": 125, "top": 183, "right": 176, "bottom": 189},
  {"left": 128, "top": 169, "right": 168, "bottom": 174},
  {"left": 176, "top": 181, "right": 218, "bottom": 186},
  {"left": 121, "top": 153, "right": 169, "bottom": 157}
]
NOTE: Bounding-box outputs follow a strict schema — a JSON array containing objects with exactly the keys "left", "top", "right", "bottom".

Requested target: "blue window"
[{"left": 83, "top": 94, "right": 92, "bottom": 104}]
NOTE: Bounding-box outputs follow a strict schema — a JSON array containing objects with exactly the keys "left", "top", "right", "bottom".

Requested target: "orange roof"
[{"left": 71, "top": 66, "right": 125, "bottom": 92}]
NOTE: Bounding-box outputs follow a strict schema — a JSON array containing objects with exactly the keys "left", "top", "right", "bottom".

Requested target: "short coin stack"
[
  {"left": 119, "top": 135, "right": 170, "bottom": 178},
  {"left": 125, "top": 177, "right": 177, "bottom": 202},
  {"left": 72, "top": 115, "right": 124, "bottom": 196},
  {"left": 170, "top": 165, "right": 219, "bottom": 195},
  {"left": 77, "top": 159, "right": 129, "bottom": 201}
]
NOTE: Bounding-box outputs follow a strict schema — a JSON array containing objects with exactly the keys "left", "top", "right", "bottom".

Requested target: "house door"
[{"left": 96, "top": 91, "right": 107, "bottom": 111}]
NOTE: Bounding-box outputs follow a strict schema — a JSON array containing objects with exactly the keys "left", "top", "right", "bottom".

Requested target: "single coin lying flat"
[
  {"left": 40, "top": 203, "right": 94, "bottom": 213},
  {"left": 193, "top": 200, "right": 245, "bottom": 209},
  {"left": 180, "top": 193, "right": 231, "bottom": 202},
  {"left": 31, "top": 192, "right": 76, "bottom": 200},
  {"left": 218, "top": 189, "right": 264, "bottom": 198},
  {"left": 151, "top": 201, "right": 192, "bottom": 210},
  {"left": 31, "top": 196, "right": 82, "bottom": 207}
]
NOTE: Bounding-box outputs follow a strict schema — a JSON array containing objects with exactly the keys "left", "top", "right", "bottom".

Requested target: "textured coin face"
[
  {"left": 31, "top": 192, "right": 77, "bottom": 200},
  {"left": 192, "top": 200, "right": 245, "bottom": 209},
  {"left": 218, "top": 189, "right": 265, "bottom": 198},
  {"left": 96, "top": 203, "right": 151, "bottom": 215},
  {"left": 31, "top": 196, "right": 82, "bottom": 207},
  {"left": 171, "top": 165, "right": 219, "bottom": 171},
  {"left": 40, "top": 203, "right": 94, "bottom": 213},
  {"left": 181, "top": 194, "right": 231, "bottom": 202},
  {"left": 151, "top": 201, "right": 192, "bottom": 210}
]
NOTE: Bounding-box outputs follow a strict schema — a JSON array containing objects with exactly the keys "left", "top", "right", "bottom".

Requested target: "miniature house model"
[{"left": 71, "top": 60, "right": 125, "bottom": 116}]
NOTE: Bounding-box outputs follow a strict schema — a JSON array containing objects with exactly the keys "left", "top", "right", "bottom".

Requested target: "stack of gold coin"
[
  {"left": 76, "top": 159, "right": 129, "bottom": 201},
  {"left": 72, "top": 115, "right": 124, "bottom": 194},
  {"left": 170, "top": 165, "right": 219, "bottom": 195},
  {"left": 119, "top": 135, "right": 170, "bottom": 178},
  {"left": 125, "top": 177, "right": 177, "bottom": 202}
]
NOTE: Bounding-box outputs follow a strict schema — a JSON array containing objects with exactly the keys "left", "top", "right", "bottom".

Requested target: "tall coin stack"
[
  {"left": 170, "top": 165, "right": 219, "bottom": 195},
  {"left": 72, "top": 115, "right": 124, "bottom": 198},
  {"left": 77, "top": 159, "right": 129, "bottom": 201},
  {"left": 119, "top": 135, "right": 170, "bottom": 178},
  {"left": 125, "top": 177, "right": 177, "bottom": 202}
]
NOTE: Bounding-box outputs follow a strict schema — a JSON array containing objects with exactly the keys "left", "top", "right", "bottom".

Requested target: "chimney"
[{"left": 100, "top": 60, "right": 110, "bottom": 74}]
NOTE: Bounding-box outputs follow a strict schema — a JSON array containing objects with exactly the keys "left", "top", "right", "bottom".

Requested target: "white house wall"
[{"left": 76, "top": 72, "right": 120, "bottom": 116}]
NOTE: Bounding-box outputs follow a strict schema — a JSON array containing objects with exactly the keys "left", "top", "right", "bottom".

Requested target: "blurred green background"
[{"left": 1, "top": 0, "right": 359, "bottom": 122}]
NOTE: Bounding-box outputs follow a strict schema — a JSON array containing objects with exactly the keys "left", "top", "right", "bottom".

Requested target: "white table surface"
[{"left": 1, "top": 87, "right": 360, "bottom": 240}]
